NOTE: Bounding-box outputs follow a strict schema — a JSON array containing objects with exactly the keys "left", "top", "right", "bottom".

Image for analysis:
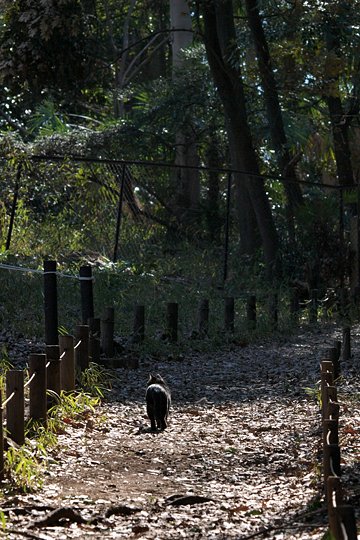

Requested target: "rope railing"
[
  {"left": 23, "top": 372, "right": 36, "bottom": 388},
  {"left": 0, "top": 334, "right": 83, "bottom": 482},
  {"left": 0, "top": 262, "right": 83, "bottom": 280},
  {"left": 1, "top": 391, "right": 15, "bottom": 409},
  {"left": 320, "top": 352, "right": 358, "bottom": 539},
  {"left": 0, "top": 262, "right": 99, "bottom": 483}
]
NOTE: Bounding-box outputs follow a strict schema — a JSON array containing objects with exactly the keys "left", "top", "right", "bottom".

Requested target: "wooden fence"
[
  {"left": 0, "top": 259, "right": 359, "bottom": 536},
  {"left": 321, "top": 338, "right": 358, "bottom": 539}
]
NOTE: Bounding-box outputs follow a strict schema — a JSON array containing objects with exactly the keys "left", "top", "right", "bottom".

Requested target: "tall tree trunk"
[
  {"left": 104, "top": 0, "right": 137, "bottom": 118},
  {"left": 205, "top": 127, "right": 221, "bottom": 242},
  {"left": 244, "top": 0, "right": 303, "bottom": 225},
  {"left": 170, "top": 0, "right": 200, "bottom": 222},
  {"left": 324, "top": 16, "right": 354, "bottom": 185},
  {"left": 202, "top": 0, "right": 279, "bottom": 275}
]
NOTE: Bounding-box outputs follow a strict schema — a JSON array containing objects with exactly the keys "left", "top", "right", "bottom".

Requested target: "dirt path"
[{"left": 2, "top": 324, "right": 360, "bottom": 539}]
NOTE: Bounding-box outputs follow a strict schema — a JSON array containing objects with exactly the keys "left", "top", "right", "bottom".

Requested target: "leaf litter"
[{"left": 1, "top": 323, "right": 359, "bottom": 539}]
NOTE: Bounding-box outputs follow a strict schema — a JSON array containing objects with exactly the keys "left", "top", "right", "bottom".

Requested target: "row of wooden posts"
[
  {"left": 42, "top": 261, "right": 359, "bottom": 349},
  {"left": 321, "top": 335, "right": 357, "bottom": 539}
]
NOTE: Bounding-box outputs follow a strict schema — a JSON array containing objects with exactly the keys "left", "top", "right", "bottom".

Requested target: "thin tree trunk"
[
  {"left": 170, "top": 0, "right": 200, "bottom": 221},
  {"left": 202, "top": 0, "right": 279, "bottom": 275},
  {"left": 244, "top": 0, "right": 303, "bottom": 224},
  {"left": 324, "top": 17, "right": 354, "bottom": 185}
]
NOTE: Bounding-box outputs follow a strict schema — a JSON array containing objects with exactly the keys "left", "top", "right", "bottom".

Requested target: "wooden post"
[
  {"left": 269, "top": 293, "right": 278, "bottom": 330},
  {"left": 198, "top": 299, "right": 209, "bottom": 336},
  {"left": 75, "top": 325, "right": 90, "bottom": 371},
  {"left": 309, "top": 289, "right": 318, "bottom": 324},
  {"left": 323, "top": 419, "right": 339, "bottom": 446},
  {"left": 337, "top": 287, "right": 350, "bottom": 320},
  {"left": 323, "top": 385, "right": 338, "bottom": 420},
  {"left": 321, "top": 370, "right": 333, "bottom": 420},
  {"left": 6, "top": 370, "right": 24, "bottom": 445},
  {"left": 0, "top": 390, "right": 3, "bottom": 480},
  {"left": 328, "top": 401, "right": 340, "bottom": 421},
  {"left": 167, "top": 303, "right": 178, "bottom": 342},
  {"left": 133, "top": 305, "right": 145, "bottom": 342},
  {"left": 46, "top": 344, "right": 61, "bottom": 397},
  {"left": 59, "top": 335, "right": 75, "bottom": 392},
  {"left": 321, "top": 360, "right": 334, "bottom": 378},
  {"left": 43, "top": 260, "right": 58, "bottom": 345},
  {"left": 88, "top": 318, "right": 101, "bottom": 363},
  {"left": 323, "top": 444, "right": 341, "bottom": 499},
  {"left": 338, "top": 505, "right": 358, "bottom": 539},
  {"left": 290, "top": 288, "right": 300, "bottom": 324},
  {"left": 224, "top": 297, "right": 234, "bottom": 333},
  {"left": 101, "top": 307, "right": 115, "bottom": 357},
  {"left": 327, "top": 476, "right": 343, "bottom": 540},
  {"left": 334, "top": 340, "right": 341, "bottom": 359},
  {"left": 325, "top": 347, "right": 340, "bottom": 379},
  {"left": 246, "top": 295, "right": 256, "bottom": 329},
  {"left": 342, "top": 326, "right": 351, "bottom": 361},
  {"left": 29, "top": 354, "right": 47, "bottom": 424},
  {"left": 80, "top": 265, "right": 94, "bottom": 324}
]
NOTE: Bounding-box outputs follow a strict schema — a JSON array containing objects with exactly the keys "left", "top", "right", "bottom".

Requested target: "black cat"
[{"left": 146, "top": 373, "right": 171, "bottom": 431}]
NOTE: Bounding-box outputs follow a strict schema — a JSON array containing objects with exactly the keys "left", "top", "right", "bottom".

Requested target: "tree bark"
[
  {"left": 202, "top": 0, "right": 279, "bottom": 275},
  {"left": 324, "top": 16, "right": 354, "bottom": 185},
  {"left": 244, "top": 0, "right": 303, "bottom": 216},
  {"left": 170, "top": 0, "right": 200, "bottom": 222}
]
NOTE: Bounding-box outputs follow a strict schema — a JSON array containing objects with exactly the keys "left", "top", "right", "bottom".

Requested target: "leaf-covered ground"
[{"left": 1, "top": 323, "right": 360, "bottom": 539}]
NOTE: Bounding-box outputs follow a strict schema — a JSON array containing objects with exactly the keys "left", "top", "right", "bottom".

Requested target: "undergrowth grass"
[{"left": 1, "top": 363, "right": 113, "bottom": 495}]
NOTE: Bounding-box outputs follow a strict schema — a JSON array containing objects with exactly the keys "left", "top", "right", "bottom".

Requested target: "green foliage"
[
  {"left": 78, "top": 362, "right": 115, "bottom": 398},
  {"left": 5, "top": 440, "right": 45, "bottom": 492},
  {"left": 28, "top": 101, "right": 69, "bottom": 136},
  {"left": 0, "top": 511, "right": 6, "bottom": 532},
  {"left": 0, "top": 346, "right": 12, "bottom": 395},
  {"left": 304, "top": 383, "right": 322, "bottom": 409},
  {"left": 48, "top": 390, "right": 100, "bottom": 426},
  {"left": 2, "top": 387, "right": 103, "bottom": 493}
]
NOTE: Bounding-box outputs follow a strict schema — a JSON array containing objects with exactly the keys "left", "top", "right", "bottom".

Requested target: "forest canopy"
[{"left": 0, "top": 0, "right": 359, "bottom": 282}]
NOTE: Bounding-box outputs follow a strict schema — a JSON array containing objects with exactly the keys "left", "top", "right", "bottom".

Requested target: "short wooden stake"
[
  {"left": 334, "top": 340, "right": 341, "bottom": 359},
  {"left": 321, "top": 360, "right": 334, "bottom": 378},
  {"left": 323, "top": 385, "right": 338, "bottom": 420},
  {"left": 328, "top": 401, "right": 340, "bottom": 421},
  {"left": 0, "top": 390, "right": 4, "bottom": 480},
  {"left": 327, "top": 476, "right": 343, "bottom": 540},
  {"left": 337, "top": 287, "right": 348, "bottom": 319},
  {"left": 309, "top": 289, "right": 318, "bottom": 323},
  {"left": 269, "top": 293, "right": 278, "bottom": 330},
  {"left": 133, "top": 305, "right": 145, "bottom": 342},
  {"left": 323, "top": 419, "right": 339, "bottom": 446},
  {"left": 246, "top": 295, "right": 256, "bottom": 329},
  {"left": 101, "top": 307, "right": 115, "bottom": 357},
  {"left": 29, "top": 354, "right": 47, "bottom": 424},
  {"left": 80, "top": 266, "right": 94, "bottom": 324},
  {"left": 75, "top": 325, "right": 90, "bottom": 371},
  {"left": 338, "top": 505, "right": 358, "bottom": 539},
  {"left": 59, "top": 335, "right": 75, "bottom": 392},
  {"left": 321, "top": 371, "right": 333, "bottom": 420},
  {"left": 43, "top": 260, "right": 58, "bottom": 346},
  {"left": 325, "top": 347, "right": 340, "bottom": 379},
  {"left": 224, "top": 297, "right": 234, "bottom": 333},
  {"left": 290, "top": 288, "right": 300, "bottom": 324},
  {"left": 198, "top": 299, "right": 209, "bottom": 336},
  {"left": 6, "top": 370, "right": 24, "bottom": 445},
  {"left": 88, "top": 318, "right": 101, "bottom": 363},
  {"left": 342, "top": 326, "right": 351, "bottom": 361},
  {"left": 323, "top": 444, "right": 341, "bottom": 486},
  {"left": 167, "top": 303, "right": 178, "bottom": 342},
  {"left": 46, "top": 344, "right": 61, "bottom": 397}
]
